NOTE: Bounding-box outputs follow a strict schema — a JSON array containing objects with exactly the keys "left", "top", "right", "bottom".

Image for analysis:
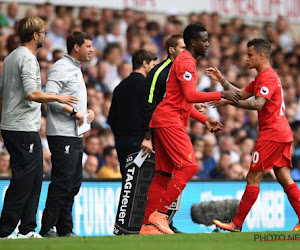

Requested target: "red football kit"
[
  {"left": 245, "top": 67, "right": 293, "bottom": 171},
  {"left": 149, "top": 50, "right": 221, "bottom": 171}
]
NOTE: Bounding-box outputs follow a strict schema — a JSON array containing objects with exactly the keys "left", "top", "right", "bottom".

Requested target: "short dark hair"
[
  {"left": 165, "top": 34, "right": 183, "bottom": 57},
  {"left": 103, "top": 43, "right": 121, "bottom": 60},
  {"left": 66, "top": 31, "right": 92, "bottom": 54},
  {"left": 247, "top": 38, "right": 271, "bottom": 58},
  {"left": 183, "top": 24, "right": 207, "bottom": 48},
  {"left": 132, "top": 49, "right": 157, "bottom": 70},
  {"left": 103, "top": 146, "right": 116, "bottom": 159},
  {"left": 220, "top": 150, "right": 231, "bottom": 157}
]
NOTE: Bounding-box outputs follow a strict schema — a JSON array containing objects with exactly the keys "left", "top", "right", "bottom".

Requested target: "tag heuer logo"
[
  {"left": 260, "top": 86, "right": 269, "bottom": 95},
  {"left": 183, "top": 71, "right": 192, "bottom": 81}
]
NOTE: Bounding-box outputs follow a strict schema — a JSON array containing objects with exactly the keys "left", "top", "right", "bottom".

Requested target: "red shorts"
[
  {"left": 250, "top": 140, "right": 292, "bottom": 172},
  {"left": 154, "top": 126, "right": 197, "bottom": 174}
]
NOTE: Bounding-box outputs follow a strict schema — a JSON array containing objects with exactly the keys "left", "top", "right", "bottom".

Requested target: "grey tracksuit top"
[
  {"left": 45, "top": 54, "right": 87, "bottom": 137},
  {"left": 0, "top": 46, "right": 41, "bottom": 132}
]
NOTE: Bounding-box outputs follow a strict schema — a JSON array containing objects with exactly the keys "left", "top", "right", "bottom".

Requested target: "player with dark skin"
[{"left": 140, "top": 24, "right": 241, "bottom": 235}]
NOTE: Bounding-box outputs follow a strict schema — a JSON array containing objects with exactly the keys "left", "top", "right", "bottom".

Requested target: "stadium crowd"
[{"left": 1, "top": 2, "right": 300, "bottom": 181}]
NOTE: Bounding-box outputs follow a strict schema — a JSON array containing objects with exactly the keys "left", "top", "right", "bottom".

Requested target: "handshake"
[{"left": 220, "top": 89, "right": 241, "bottom": 104}]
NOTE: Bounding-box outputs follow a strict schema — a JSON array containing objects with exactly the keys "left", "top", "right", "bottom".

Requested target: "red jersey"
[
  {"left": 149, "top": 50, "right": 221, "bottom": 128},
  {"left": 245, "top": 67, "right": 293, "bottom": 142}
]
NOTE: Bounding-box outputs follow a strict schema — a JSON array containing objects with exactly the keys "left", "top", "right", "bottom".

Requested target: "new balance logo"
[
  {"left": 29, "top": 144, "right": 34, "bottom": 153},
  {"left": 65, "top": 145, "right": 70, "bottom": 154}
]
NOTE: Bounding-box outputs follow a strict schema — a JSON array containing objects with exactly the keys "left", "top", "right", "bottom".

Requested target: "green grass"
[{"left": 1, "top": 232, "right": 299, "bottom": 250}]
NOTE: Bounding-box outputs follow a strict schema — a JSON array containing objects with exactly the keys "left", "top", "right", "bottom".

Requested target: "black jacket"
[
  {"left": 108, "top": 72, "right": 146, "bottom": 136},
  {"left": 144, "top": 58, "right": 172, "bottom": 132}
]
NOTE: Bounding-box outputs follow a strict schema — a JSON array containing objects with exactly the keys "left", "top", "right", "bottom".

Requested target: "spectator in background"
[
  {"left": 111, "top": 61, "right": 132, "bottom": 89},
  {"left": 97, "top": 43, "right": 122, "bottom": 93},
  {"left": 226, "top": 162, "right": 244, "bottom": 180},
  {"left": 0, "top": 4, "right": 9, "bottom": 28},
  {"left": 194, "top": 134, "right": 217, "bottom": 179},
  {"left": 0, "top": 16, "right": 77, "bottom": 239},
  {"left": 52, "top": 49, "right": 64, "bottom": 63},
  {"left": 211, "top": 150, "right": 231, "bottom": 178},
  {"left": 6, "top": 34, "right": 20, "bottom": 53},
  {"left": 214, "top": 135, "right": 240, "bottom": 163},
  {"left": 189, "top": 119, "right": 205, "bottom": 142},
  {"left": 0, "top": 149, "right": 11, "bottom": 177},
  {"left": 83, "top": 155, "right": 99, "bottom": 180},
  {"left": 192, "top": 150, "right": 204, "bottom": 180},
  {"left": 46, "top": 17, "right": 67, "bottom": 52},
  {"left": 243, "top": 110, "right": 258, "bottom": 139},
  {"left": 192, "top": 136, "right": 205, "bottom": 152},
  {"left": 239, "top": 136, "right": 255, "bottom": 155},
  {"left": 37, "top": 2, "right": 54, "bottom": 22},
  {"left": 276, "top": 16, "right": 295, "bottom": 53},
  {"left": 98, "top": 43, "right": 122, "bottom": 93},
  {"left": 240, "top": 153, "right": 251, "bottom": 178},
  {"left": 97, "top": 146, "right": 121, "bottom": 179},
  {"left": 6, "top": 1, "right": 19, "bottom": 28},
  {"left": 83, "top": 134, "right": 104, "bottom": 168}
]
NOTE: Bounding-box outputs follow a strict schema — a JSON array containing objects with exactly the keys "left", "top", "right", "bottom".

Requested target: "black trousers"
[
  {"left": 40, "top": 136, "right": 83, "bottom": 236},
  {"left": 0, "top": 130, "right": 43, "bottom": 237},
  {"left": 115, "top": 134, "right": 144, "bottom": 178}
]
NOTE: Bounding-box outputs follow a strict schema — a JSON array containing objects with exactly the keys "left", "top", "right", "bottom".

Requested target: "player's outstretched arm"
[
  {"left": 220, "top": 90, "right": 241, "bottom": 103},
  {"left": 206, "top": 67, "right": 241, "bottom": 92},
  {"left": 232, "top": 96, "right": 267, "bottom": 110},
  {"left": 206, "top": 67, "right": 254, "bottom": 101}
]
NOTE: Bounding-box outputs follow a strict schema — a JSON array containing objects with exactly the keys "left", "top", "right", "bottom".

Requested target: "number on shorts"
[{"left": 252, "top": 151, "right": 259, "bottom": 164}]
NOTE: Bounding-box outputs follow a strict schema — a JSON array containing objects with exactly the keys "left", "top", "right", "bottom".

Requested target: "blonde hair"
[{"left": 18, "top": 16, "right": 46, "bottom": 43}]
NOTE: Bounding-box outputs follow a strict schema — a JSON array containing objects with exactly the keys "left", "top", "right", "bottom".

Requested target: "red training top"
[
  {"left": 150, "top": 50, "right": 221, "bottom": 129},
  {"left": 245, "top": 67, "right": 293, "bottom": 142}
]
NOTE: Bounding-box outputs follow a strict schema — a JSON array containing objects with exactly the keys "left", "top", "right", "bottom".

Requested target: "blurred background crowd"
[{"left": 1, "top": 1, "right": 300, "bottom": 181}]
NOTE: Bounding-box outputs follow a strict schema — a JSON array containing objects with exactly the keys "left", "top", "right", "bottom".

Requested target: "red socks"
[
  {"left": 284, "top": 183, "right": 300, "bottom": 221},
  {"left": 143, "top": 173, "right": 171, "bottom": 224},
  {"left": 233, "top": 185, "right": 260, "bottom": 228},
  {"left": 157, "top": 166, "right": 198, "bottom": 213}
]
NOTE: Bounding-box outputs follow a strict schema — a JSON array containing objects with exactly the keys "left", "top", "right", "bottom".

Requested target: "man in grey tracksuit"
[
  {"left": 0, "top": 17, "right": 77, "bottom": 239},
  {"left": 40, "top": 32, "right": 95, "bottom": 237}
]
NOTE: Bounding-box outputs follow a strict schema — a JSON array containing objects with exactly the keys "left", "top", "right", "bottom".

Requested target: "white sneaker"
[
  {"left": 0, "top": 234, "right": 17, "bottom": 239},
  {"left": 17, "top": 232, "right": 42, "bottom": 238}
]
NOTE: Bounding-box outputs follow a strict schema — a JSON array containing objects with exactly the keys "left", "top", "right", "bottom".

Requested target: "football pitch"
[{"left": 0, "top": 232, "right": 299, "bottom": 250}]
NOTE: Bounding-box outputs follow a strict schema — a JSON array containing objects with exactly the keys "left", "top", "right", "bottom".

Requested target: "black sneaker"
[
  {"left": 42, "top": 230, "right": 59, "bottom": 237},
  {"left": 169, "top": 224, "right": 183, "bottom": 234},
  {"left": 60, "top": 232, "right": 77, "bottom": 237}
]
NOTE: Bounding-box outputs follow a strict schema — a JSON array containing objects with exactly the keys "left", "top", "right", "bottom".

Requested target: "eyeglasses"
[{"left": 37, "top": 31, "right": 47, "bottom": 35}]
